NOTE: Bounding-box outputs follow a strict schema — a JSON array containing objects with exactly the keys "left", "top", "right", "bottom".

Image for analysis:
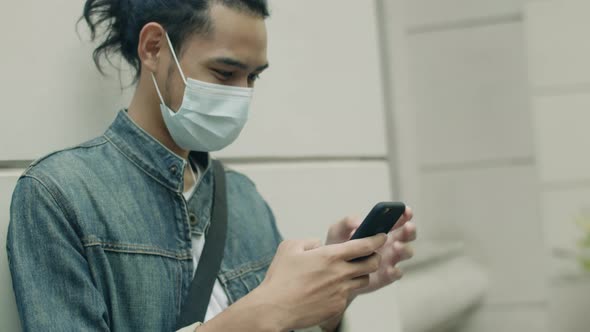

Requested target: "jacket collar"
[{"left": 104, "top": 110, "right": 210, "bottom": 193}]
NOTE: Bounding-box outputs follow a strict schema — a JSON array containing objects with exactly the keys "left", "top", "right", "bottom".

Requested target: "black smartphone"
[
  {"left": 349, "top": 202, "right": 405, "bottom": 261},
  {"left": 350, "top": 202, "right": 406, "bottom": 240}
]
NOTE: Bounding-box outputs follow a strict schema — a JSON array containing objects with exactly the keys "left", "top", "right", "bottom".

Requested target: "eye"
[
  {"left": 212, "top": 69, "right": 234, "bottom": 80},
  {"left": 248, "top": 73, "right": 261, "bottom": 83}
]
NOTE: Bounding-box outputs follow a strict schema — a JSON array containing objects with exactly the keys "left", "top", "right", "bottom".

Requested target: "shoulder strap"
[{"left": 176, "top": 160, "right": 228, "bottom": 329}]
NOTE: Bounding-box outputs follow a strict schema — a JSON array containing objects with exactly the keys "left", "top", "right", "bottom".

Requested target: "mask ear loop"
[
  {"left": 151, "top": 32, "right": 187, "bottom": 108},
  {"left": 151, "top": 73, "right": 167, "bottom": 106},
  {"left": 165, "top": 32, "right": 188, "bottom": 85}
]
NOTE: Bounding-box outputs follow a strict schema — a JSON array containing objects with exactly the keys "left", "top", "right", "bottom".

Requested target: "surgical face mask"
[{"left": 151, "top": 33, "right": 253, "bottom": 152}]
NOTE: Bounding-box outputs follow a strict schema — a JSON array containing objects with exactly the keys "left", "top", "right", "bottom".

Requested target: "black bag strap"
[{"left": 176, "top": 160, "right": 228, "bottom": 330}]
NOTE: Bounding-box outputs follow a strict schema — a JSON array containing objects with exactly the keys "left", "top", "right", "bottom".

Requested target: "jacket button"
[
  {"left": 170, "top": 165, "right": 178, "bottom": 174},
  {"left": 189, "top": 214, "right": 198, "bottom": 226}
]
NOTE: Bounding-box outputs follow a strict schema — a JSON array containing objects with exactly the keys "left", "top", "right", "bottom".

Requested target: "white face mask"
[{"left": 151, "top": 33, "right": 253, "bottom": 152}]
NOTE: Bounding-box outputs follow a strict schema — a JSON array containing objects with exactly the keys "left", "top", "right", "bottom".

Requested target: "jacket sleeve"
[
  {"left": 263, "top": 200, "right": 284, "bottom": 245},
  {"left": 6, "top": 175, "right": 110, "bottom": 331}
]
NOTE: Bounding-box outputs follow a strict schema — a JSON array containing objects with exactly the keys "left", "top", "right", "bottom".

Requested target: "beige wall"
[
  {"left": 526, "top": 1, "right": 590, "bottom": 331},
  {"left": 394, "top": 0, "right": 590, "bottom": 330},
  {"left": 401, "top": 0, "right": 548, "bottom": 331}
]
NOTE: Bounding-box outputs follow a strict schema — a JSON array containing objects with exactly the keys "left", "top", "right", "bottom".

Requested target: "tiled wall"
[
  {"left": 526, "top": 1, "right": 590, "bottom": 331},
  {"left": 405, "top": 0, "right": 547, "bottom": 331},
  {"left": 0, "top": 1, "right": 402, "bottom": 331}
]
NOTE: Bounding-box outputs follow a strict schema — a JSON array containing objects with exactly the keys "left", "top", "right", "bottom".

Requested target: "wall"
[
  {"left": 0, "top": 1, "right": 404, "bottom": 331},
  {"left": 525, "top": 1, "right": 590, "bottom": 331},
  {"left": 0, "top": 2, "right": 132, "bottom": 330},
  {"left": 401, "top": 0, "right": 548, "bottom": 331}
]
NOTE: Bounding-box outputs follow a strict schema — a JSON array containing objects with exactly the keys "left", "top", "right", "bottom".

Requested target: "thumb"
[
  {"left": 335, "top": 217, "right": 362, "bottom": 238},
  {"left": 343, "top": 216, "right": 362, "bottom": 230}
]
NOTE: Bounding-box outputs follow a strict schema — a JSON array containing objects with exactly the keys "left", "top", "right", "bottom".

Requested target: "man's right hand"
[{"left": 255, "top": 234, "right": 387, "bottom": 331}]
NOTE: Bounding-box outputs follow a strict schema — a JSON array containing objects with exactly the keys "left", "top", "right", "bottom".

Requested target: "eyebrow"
[{"left": 213, "top": 57, "right": 269, "bottom": 72}]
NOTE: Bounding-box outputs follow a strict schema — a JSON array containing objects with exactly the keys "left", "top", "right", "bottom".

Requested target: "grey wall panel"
[
  {"left": 532, "top": 94, "right": 590, "bottom": 184},
  {"left": 421, "top": 165, "right": 545, "bottom": 305},
  {"left": 0, "top": 1, "right": 132, "bottom": 161},
  {"left": 410, "top": 23, "right": 533, "bottom": 166},
  {"left": 527, "top": 1, "right": 590, "bottom": 88}
]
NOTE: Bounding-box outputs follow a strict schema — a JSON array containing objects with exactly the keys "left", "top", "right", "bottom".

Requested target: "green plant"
[{"left": 575, "top": 214, "right": 590, "bottom": 271}]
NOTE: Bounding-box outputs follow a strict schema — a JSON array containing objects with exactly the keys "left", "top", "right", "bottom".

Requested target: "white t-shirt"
[{"left": 177, "top": 162, "right": 230, "bottom": 331}]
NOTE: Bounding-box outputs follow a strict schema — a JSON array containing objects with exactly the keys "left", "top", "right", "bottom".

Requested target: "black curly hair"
[{"left": 82, "top": 0, "right": 270, "bottom": 82}]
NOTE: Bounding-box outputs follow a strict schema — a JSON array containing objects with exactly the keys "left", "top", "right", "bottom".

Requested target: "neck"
[{"left": 127, "top": 73, "right": 190, "bottom": 161}]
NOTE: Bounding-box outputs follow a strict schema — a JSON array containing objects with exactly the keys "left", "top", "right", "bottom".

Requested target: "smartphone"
[
  {"left": 348, "top": 202, "right": 405, "bottom": 262},
  {"left": 350, "top": 202, "right": 406, "bottom": 241}
]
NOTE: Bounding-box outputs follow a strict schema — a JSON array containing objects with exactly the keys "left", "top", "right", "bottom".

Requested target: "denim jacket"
[{"left": 6, "top": 111, "right": 285, "bottom": 331}]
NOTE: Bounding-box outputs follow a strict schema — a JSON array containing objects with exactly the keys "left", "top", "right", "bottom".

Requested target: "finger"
[
  {"left": 385, "top": 266, "right": 404, "bottom": 282},
  {"left": 346, "top": 252, "right": 381, "bottom": 278},
  {"left": 343, "top": 216, "right": 362, "bottom": 230},
  {"left": 345, "top": 217, "right": 363, "bottom": 239},
  {"left": 392, "top": 222, "right": 417, "bottom": 242},
  {"left": 327, "top": 217, "right": 362, "bottom": 244},
  {"left": 346, "top": 275, "right": 370, "bottom": 291},
  {"left": 334, "top": 216, "right": 362, "bottom": 239},
  {"left": 403, "top": 206, "right": 414, "bottom": 221},
  {"left": 390, "top": 206, "right": 413, "bottom": 232},
  {"left": 391, "top": 242, "right": 414, "bottom": 263},
  {"left": 335, "top": 234, "right": 387, "bottom": 261}
]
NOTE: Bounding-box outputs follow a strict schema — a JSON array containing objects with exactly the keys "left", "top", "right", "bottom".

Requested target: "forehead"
[{"left": 182, "top": 4, "right": 268, "bottom": 67}]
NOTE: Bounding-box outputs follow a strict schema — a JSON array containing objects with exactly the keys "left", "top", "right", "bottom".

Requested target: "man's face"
[{"left": 163, "top": 4, "right": 268, "bottom": 111}]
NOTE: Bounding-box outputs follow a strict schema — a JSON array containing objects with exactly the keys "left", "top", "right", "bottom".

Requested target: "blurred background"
[{"left": 1, "top": 0, "right": 590, "bottom": 331}]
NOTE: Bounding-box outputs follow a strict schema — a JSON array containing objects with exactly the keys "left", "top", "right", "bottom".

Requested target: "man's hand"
[
  {"left": 325, "top": 206, "right": 416, "bottom": 296},
  {"left": 316, "top": 207, "right": 415, "bottom": 332},
  {"left": 253, "top": 235, "right": 387, "bottom": 331}
]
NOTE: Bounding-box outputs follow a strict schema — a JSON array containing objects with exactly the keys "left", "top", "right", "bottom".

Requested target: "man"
[{"left": 7, "top": 0, "right": 416, "bottom": 331}]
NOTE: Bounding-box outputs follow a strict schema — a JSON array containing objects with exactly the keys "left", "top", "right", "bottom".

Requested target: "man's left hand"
[{"left": 325, "top": 206, "right": 416, "bottom": 296}]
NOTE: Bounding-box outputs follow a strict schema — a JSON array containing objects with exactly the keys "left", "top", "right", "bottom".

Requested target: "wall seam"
[
  {"left": 374, "top": 0, "right": 401, "bottom": 199},
  {"left": 421, "top": 156, "right": 536, "bottom": 173},
  {"left": 533, "top": 83, "right": 590, "bottom": 97},
  {"left": 542, "top": 179, "right": 590, "bottom": 191},
  {"left": 408, "top": 13, "right": 523, "bottom": 35}
]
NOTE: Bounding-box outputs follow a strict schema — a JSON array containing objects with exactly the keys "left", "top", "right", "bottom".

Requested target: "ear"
[{"left": 137, "top": 22, "right": 166, "bottom": 73}]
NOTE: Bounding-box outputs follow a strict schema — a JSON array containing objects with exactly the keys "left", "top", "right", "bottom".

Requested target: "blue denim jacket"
[{"left": 7, "top": 110, "right": 283, "bottom": 331}]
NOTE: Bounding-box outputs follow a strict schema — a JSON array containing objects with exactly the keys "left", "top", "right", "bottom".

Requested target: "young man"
[{"left": 7, "top": 0, "right": 416, "bottom": 331}]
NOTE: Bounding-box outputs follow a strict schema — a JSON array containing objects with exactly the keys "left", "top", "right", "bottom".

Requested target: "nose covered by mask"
[{"left": 151, "top": 33, "right": 253, "bottom": 152}]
